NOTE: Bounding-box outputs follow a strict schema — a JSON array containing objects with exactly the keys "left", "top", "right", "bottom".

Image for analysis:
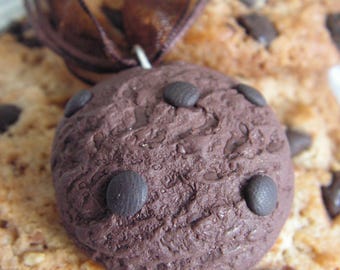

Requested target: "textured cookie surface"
[
  {"left": 166, "top": 0, "right": 340, "bottom": 78},
  {"left": 0, "top": 0, "right": 340, "bottom": 269},
  {"left": 0, "top": 34, "right": 100, "bottom": 270},
  {"left": 51, "top": 63, "right": 293, "bottom": 269}
]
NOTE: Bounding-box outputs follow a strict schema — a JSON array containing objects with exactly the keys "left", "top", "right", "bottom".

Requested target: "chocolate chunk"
[
  {"left": 106, "top": 170, "right": 148, "bottom": 217},
  {"left": 7, "top": 20, "right": 42, "bottom": 48},
  {"left": 326, "top": 13, "right": 340, "bottom": 50},
  {"left": 0, "top": 104, "right": 22, "bottom": 134},
  {"left": 237, "top": 13, "right": 278, "bottom": 46},
  {"left": 322, "top": 171, "right": 340, "bottom": 218},
  {"left": 234, "top": 83, "right": 267, "bottom": 106},
  {"left": 101, "top": 6, "right": 124, "bottom": 32},
  {"left": 244, "top": 175, "right": 277, "bottom": 216},
  {"left": 286, "top": 129, "right": 312, "bottom": 157},
  {"left": 163, "top": 81, "right": 200, "bottom": 108},
  {"left": 64, "top": 90, "right": 92, "bottom": 118}
]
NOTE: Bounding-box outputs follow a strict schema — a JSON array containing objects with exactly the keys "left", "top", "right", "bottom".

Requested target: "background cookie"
[
  {"left": 0, "top": 35, "right": 102, "bottom": 270},
  {"left": 0, "top": 0, "right": 340, "bottom": 269},
  {"left": 166, "top": 0, "right": 340, "bottom": 79}
]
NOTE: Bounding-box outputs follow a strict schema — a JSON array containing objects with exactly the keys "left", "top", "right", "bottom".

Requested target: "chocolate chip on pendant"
[
  {"left": 106, "top": 170, "right": 148, "bottom": 217},
  {"left": 322, "top": 171, "right": 340, "bottom": 219},
  {"left": 234, "top": 83, "right": 267, "bottom": 107},
  {"left": 64, "top": 90, "right": 92, "bottom": 118},
  {"left": 285, "top": 128, "right": 312, "bottom": 157},
  {"left": 244, "top": 175, "right": 277, "bottom": 216},
  {"left": 0, "top": 104, "right": 22, "bottom": 133},
  {"left": 237, "top": 13, "right": 278, "bottom": 46},
  {"left": 163, "top": 81, "right": 200, "bottom": 108}
]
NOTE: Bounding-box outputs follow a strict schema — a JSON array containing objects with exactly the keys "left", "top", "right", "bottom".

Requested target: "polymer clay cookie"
[{"left": 51, "top": 62, "right": 294, "bottom": 270}]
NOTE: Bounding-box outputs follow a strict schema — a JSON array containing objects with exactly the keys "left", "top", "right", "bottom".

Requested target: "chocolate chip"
[
  {"left": 326, "top": 13, "right": 340, "bottom": 50},
  {"left": 106, "top": 170, "right": 148, "bottom": 217},
  {"left": 282, "top": 267, "right": 296, "bottom": 270},
  {"left": 234, "top": 83, "right": 267, "bottom": 106},
  {"left": 244, "top": 175, "right": 277, "bottom": 216},
  {"left": 163, "top": 81, "right": 200, "bottom": 108},
  {"left": 7, "top": 20, "right": 42, "bottom": 48},
  {"left": 239, "top": 0, "right": 254, "bottom": 6},
  {"left": 64, "top": 90, "right": 92, "bottom": 118},
  {"left": 322, "top": 171, "right": 340, "bottom": 219},
  {"left": 0, "top": 220, "right": 8, "bottom": 229},
  {"left": 237, "top": 13, "right": 277, "bottom": 46},
  {"left": 240, "top": 0, "right": 266, "bottom": 8},
  {"left": 101, "top": 6, "right": 124, "bottom": 33},
  {"left": 0, "top": 104, "right": 22, "bottom": 134},
  {"left": 285, "top": 128, "right": 312, "bottom": 157}
]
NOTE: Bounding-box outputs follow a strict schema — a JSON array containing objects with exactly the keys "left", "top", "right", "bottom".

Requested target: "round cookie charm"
[
  {"left": 26, "top": 0, "right": 293, "bottom": 268},
  {"left": 51, "top": 62, "right": 294, "bottom": 270}
]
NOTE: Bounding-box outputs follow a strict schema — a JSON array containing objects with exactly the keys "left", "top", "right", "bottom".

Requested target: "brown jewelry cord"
[
  {"left": 25, "top": 0, "right": 122, "bottom": 73},
  {"left": 77, "top": 0, "right": 136, "bottom": 66},
  {"left": 25, "top": 0, "right": 208, "bottom": 82},
  {"left": 151, "top": 0, "right": 209, "bottom": 63}
]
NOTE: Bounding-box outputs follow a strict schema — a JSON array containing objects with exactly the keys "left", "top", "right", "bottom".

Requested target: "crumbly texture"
[
  {"left": 0, "top": 0, "right": 340, "bottom": 269},
  {"left": 51, "top": 63, "right": 293, "bottom": 270},
  {"left": 165, "top": 0, "right": 340, "bottom": 79}
]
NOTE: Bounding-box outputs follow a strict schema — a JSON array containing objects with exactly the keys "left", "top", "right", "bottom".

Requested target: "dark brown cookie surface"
[{"left": 51, "top": 62, "right": 294, "bottom": 270}]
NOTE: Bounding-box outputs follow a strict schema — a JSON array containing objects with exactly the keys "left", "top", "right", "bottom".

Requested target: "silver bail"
[{"left": 132, "top": 45, "right": 152, "bottom": 69}]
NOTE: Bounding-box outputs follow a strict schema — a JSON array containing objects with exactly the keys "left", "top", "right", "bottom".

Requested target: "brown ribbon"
[{"left": 25, "top": 0, "right": 208, "bottom": 84}]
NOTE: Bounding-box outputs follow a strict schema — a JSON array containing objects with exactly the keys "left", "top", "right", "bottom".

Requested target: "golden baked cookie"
[{"left": 166, "top": 0, "right": 340, "bottom": 79}]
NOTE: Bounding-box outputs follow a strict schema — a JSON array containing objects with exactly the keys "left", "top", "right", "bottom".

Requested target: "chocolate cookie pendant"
[
  {"left": 27, "top": 0, "right": 294, "bottom": 269},
  {"left": 51, "top": 62, "right": 294, "bottom": 270}
]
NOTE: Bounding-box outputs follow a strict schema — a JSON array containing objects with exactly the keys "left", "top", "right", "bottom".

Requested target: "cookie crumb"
[{"left": 23, "top": 252, "right": 45, "bottom": 266}]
